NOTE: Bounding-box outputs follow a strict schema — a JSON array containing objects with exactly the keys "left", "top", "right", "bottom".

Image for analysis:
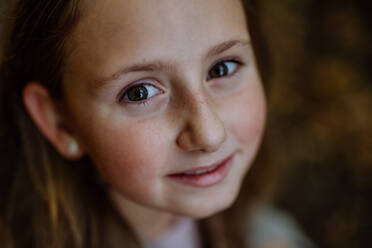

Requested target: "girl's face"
[{"left": 63, "top": 0, "right": 266, "bottom": 218}]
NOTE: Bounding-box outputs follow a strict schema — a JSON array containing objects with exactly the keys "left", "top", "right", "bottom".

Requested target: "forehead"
[
  {"left": 66, "top": 0, "right": 248, "bottom": 78},
  {"left": 75, "top": 0, "right": 247, "bottom": 34}
]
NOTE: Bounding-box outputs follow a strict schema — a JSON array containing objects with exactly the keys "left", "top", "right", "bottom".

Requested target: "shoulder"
[{"left": 244, "top": 203, "right": 317, "bottom": 248}]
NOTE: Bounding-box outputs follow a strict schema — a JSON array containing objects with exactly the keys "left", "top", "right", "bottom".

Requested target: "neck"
[{"left": 109, "top": 189, "right": 180, "bottom": 242}]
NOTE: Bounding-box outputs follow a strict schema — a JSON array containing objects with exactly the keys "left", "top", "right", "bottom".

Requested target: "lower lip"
[{"left": 166, "top": 154, "right": 235, "bottom": 188}]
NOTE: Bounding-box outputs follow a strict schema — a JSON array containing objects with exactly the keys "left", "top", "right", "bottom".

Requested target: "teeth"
[{"left": 183, "top": 165, "right": 218, "bottom": 176}]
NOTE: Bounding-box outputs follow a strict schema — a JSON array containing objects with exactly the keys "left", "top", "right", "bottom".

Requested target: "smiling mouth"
[{"left": 166, "top": 153, "right": 235, "bottom": 187}]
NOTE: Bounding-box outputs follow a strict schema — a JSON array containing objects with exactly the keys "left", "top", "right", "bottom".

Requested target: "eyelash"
[
  {"left": 118, "top": 58, "right": 244, "bottom": 106},
  {"left": 118, "top": 82, "right": 162, "bottom": 105},
  {"left": 207, "top": 58, "right": 243, "bottom": 81}
]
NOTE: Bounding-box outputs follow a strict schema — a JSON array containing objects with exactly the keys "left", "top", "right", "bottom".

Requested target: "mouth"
[{"left": 166, "top": 153, "right": 235, "bottom": 188}]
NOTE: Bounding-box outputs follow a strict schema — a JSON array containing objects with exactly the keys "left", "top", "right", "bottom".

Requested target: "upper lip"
[{"left": 167, "top": 153, "right": 234, "bottom": 176}]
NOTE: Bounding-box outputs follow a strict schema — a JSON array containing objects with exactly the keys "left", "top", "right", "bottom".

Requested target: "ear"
[{"left": 22, "top": 82, "right": 85, "bottom": 160}]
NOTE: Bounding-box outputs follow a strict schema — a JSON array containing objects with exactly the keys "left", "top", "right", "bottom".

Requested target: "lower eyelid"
[
  {"left": 122, "top": 92, "right": 170, "bottom": 116},
  {"left": 210, "top": 64, "right": 244, "bottom": 88}
]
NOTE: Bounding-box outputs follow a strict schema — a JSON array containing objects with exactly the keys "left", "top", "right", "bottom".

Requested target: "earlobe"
[{"left": 22, "top": 82, "right": 84, "bottom": 160}]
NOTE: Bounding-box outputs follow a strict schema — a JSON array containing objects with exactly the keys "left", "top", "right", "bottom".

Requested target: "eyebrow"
[
  {"left": 206, "top": 39, "right": 250, "bottom": 59},
  {"left": 94, "top": 38, "right": 250, "bottom": 88}
]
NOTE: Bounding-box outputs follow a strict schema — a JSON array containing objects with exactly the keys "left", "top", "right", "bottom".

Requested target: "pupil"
[
  {"left": 128, "top": 85, "right": 148, "bottom": 101},
  {"left": 211, "top": 63, "right": 228, "bottom": 78}
]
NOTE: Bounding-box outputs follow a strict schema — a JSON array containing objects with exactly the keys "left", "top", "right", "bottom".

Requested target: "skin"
[{"left": 24, "top": 0, "right": 266, "bottom": 242}]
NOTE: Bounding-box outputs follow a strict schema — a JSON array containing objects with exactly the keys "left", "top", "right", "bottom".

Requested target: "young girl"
[{"left": 0, "top": 0, "right": 313, "bottom": 247}]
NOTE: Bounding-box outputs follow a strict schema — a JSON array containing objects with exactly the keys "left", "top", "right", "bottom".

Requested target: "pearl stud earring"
[{"left": 68, "top": 139, "right": 79, "bottom": 155}]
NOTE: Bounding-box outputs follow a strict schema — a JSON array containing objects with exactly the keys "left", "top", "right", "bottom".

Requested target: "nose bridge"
[{"left": 176, "top": 86, "right": 226, "bottom": 153}]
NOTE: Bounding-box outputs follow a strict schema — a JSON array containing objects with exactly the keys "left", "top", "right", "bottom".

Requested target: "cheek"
[
  {"left": 223, "top": 82, "right": 266, "bottom": 146},
  {"left": 80, "top": 118, "right": 169, "bottom": 195}
]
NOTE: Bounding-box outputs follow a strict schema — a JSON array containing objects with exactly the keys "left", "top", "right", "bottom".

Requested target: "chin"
[{"left": 180, "top": 188, "right": 239, "bottom": 219}]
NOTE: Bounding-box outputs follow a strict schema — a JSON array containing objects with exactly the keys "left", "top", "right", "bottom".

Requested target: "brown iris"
[
  {"left": 126, "top": 84, "right": 149, "bottom": 101},
  {"left": 209, "top": 62, "right": 229, "bottom": 78}
]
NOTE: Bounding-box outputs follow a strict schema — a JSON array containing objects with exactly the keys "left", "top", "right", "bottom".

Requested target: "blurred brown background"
[{"left": 255, "top": 0, "right": 372, "bottom": 247}]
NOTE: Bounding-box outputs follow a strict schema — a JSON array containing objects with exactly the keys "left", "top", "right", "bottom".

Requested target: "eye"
[
  {"left": 119, "top": 83, "right": 161, "bottom": 103},
  {"left": 208, "top": 60, "right": 240, "bottom": 80}
]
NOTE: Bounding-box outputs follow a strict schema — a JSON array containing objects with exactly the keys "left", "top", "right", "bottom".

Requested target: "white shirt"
[{"left": 143, "top": 218, "right": 202, "bottom": 248}]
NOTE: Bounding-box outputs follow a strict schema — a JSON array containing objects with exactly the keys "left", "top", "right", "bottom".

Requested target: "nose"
[{"left": 176, "top": 91, "right": 226, "bottom": 153}]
